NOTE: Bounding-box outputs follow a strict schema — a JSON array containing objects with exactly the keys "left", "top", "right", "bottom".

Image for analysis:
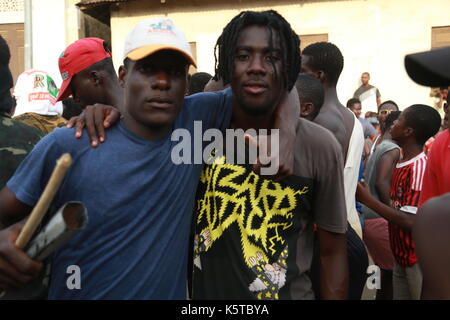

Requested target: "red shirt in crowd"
[
  {"left": 419, "top": 130, "right": 450, "bottom": 207},
  {"left": 389, "top": 152, "right": 427, "bottom": 267}
]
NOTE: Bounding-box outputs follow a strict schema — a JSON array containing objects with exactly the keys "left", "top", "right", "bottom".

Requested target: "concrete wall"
[
  {"left": 65, "top": 0, "right": 82, "bottom": 47},
  {"left": 0, "top": 10, "right": 24, "bottom": 24},
  {"left": 110, "top": 0, "right": 450, "bottom": 110},
  {"left": 30, "top": 0, "right": 80, "bottom": 87},
  {"left": 31, "top": 0, "right": 66, "bottom": 86}
]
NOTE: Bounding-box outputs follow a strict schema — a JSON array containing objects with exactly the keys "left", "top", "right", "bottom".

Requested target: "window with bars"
[
  {"left": 299, "top": 33, "right": 328, "bottom": 52},
  {"left": 431, "top": 26, "right": 450, "bottom": 49},
  {"left": 0, "top": 23, "right": 24, "bottom": 83},
  {"left": 430, "top": 26, "right": 450, "bottom": 102}
]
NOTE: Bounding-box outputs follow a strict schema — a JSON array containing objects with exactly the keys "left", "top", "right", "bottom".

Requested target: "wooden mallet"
[{"left": 15, "top": 153, "right": 72, "bottom": 250}]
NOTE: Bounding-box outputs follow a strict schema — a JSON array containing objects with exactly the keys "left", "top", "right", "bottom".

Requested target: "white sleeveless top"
[{"left": 344, "top": 113, "right": 365, "bottom": 238}]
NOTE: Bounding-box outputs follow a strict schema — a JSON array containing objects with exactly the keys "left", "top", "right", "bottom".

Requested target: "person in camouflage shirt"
[
  {"left": 13, "top": 112, "right": 66, "bottom": 135},
  {"left": 0, "top": 112, "right": 44, "bottom": 189},
  {"left": 0, "top": 36, "right": 44, "bottom": 189}
]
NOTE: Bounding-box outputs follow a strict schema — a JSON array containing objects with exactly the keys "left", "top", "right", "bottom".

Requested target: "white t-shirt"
[
  {"left": 359, "top": 87, "right": 378, "bottom": 114},
  {"left": 13, "top": 69, "right": 63, "bottom": 117},
  {"left": 343, "top": 113, "right": 364, "bottom": 238}
]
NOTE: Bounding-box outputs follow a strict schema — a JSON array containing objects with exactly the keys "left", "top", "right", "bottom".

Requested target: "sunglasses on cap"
[{"left": 379, "top": 109, "right": 394, "bottom": 115}]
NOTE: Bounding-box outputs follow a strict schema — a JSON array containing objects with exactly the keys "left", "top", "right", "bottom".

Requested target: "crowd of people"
[{"left": 0, "top": 9, "right": 449, "bottom": 300}]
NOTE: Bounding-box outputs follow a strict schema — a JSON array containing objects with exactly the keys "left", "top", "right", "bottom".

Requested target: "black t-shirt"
[{"left": 192, "top": 119, "right": 347, "bottom": 300}]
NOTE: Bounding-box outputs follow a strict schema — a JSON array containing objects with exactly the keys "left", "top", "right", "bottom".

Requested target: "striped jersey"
[{"left": 389, "top": 152, "right": 427, "bottom": 267}]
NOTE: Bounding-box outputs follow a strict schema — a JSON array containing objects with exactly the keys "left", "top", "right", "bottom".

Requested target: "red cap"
[{"left": 56, "top": 37, "right": 112, "bottom": 102}]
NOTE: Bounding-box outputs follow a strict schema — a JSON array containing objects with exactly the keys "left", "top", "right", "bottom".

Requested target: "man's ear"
[
  {"left": 89, "top": 71, "right": 102, "bottom": 86},
  {"left": 300, "top": 102, "right": 315, "bottom": 118},
  {"left": 405, "top": 127, "right": 414, "bottom": 138},
  {"left": 118, "top": 65, "right": 127, "bottom": 88},
  {"left": 316, "top": 70, "right": 326, "bottom": 82}
]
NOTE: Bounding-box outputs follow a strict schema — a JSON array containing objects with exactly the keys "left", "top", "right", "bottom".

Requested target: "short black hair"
[
  {"left": 346, "top": 98, "right": 361, "bottom": 109},
  {"left": 379, "top": 100, "right": 399, "bottom": 111},
  {"left": 214, "top": 10, "right": 300, "bottom": 91},
  {"left": 403, "top": 104, "right": 441, "bottom": 145},
  {"left": 0, "top": 35, "right": 10, "bottom": 66},
  {"left": 188, "top": 72, "right": 212, "bottom": 95},
  {"left": 83, "top": 57, "right": 117, "bottom": 78},
  {"left": 302, "top": 42, "right": 344, "bottom": 85},
  {"left": 295, "top": 73, "right": 324, "bottom": 114},
  {"left": 0, "top": 35, "right": 14, "bottom": 113},
  {"left": 384, "top": 111, "right": 401, "bottom": 130}
]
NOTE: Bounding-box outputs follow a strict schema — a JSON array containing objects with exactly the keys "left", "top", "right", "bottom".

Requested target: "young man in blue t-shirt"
[
  {"left": 0, "top": 17, "right": 296, "bottom": 299},
  {"left": 0, "top": 18, "right": 235, "bottom": 299}
]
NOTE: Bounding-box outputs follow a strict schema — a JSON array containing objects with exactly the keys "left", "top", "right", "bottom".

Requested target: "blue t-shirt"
[
  {"left": 358, "top": 117, "right": 377, "bottom": 139},
  {"left": 7, "top": 89, "right": 233, "bottom": 299}
]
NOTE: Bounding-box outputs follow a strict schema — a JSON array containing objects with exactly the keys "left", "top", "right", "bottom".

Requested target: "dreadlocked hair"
[{"left": 213, "top": 10, "right": 301, "bottom": 91}]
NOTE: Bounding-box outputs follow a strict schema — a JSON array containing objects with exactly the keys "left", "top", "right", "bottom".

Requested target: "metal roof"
[{"left": 76, "top": 0, "right": 134, "bottom": 8}]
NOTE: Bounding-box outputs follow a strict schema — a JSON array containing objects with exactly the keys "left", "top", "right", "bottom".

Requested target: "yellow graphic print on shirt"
[
  {"left": 247, "top": 246, "right": 289, "bottom": 299},
  {"left": 194, "top": 156, "right": 310, "bottom": 299}
]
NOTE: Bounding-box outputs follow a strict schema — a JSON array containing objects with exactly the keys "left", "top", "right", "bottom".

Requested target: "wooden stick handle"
[{"left": 15, "top": 153, "right": 72, "bottom": 249}]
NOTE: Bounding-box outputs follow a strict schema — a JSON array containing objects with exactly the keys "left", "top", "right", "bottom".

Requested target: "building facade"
[{"left": 1, "top": 0, "right": 450, "bottom": 109}]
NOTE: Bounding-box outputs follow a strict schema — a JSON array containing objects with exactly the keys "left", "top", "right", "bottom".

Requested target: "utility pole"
[{"left": 24, "top": 0, "right": 32, "bottom": 70}]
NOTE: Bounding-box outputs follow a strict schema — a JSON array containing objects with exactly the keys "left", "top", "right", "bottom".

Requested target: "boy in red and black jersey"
[
  {"left": 389, "top": 150, "right": 427, "bottom": 268},
  {"left": 356, "top": 104, "right": 441, "bottom": 299}
]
